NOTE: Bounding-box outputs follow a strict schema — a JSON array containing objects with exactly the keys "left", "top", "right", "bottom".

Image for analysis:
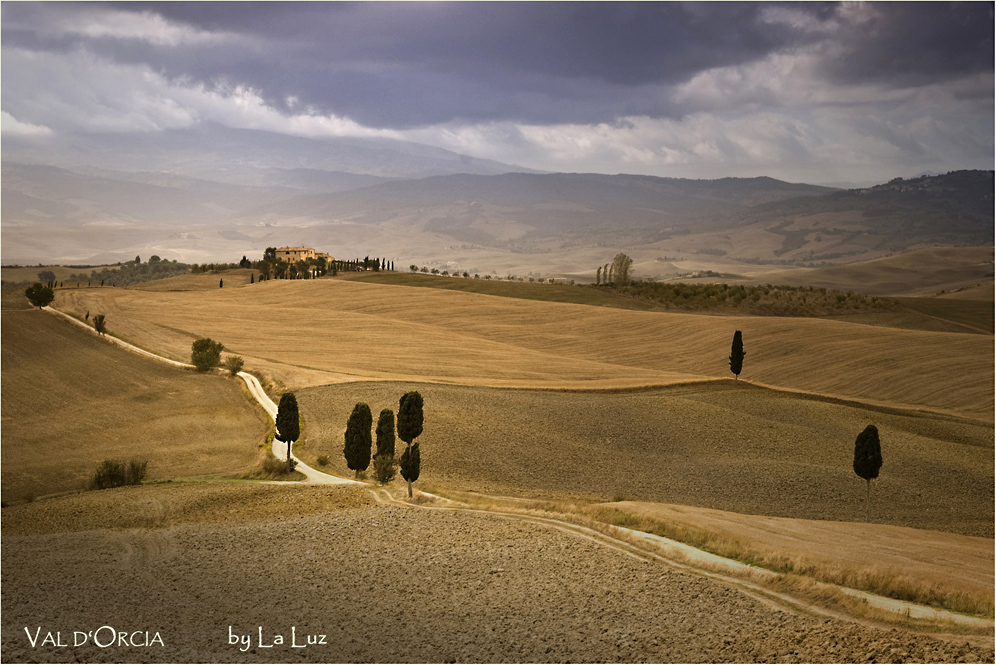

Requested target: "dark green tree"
[
  {"left": 92, "top": 314, "right": 107, "bottom": 335},
  {"left": 276, "top": 392, "right": 300, "bottom": 472},
  {"left": 219, "top": 278, "right": 224, "bottom": 288},
  {"left": 191, "top": 337, "right": 224, "bottom": 371},
  {"left": 611, "top": 253, "right": 633, "bottom": 287},
  {"left": 372, "top": 408, "right": 396, "bottom": 484},
  {"left": 24, "top": 283, "right": 54, "bottom": 308},
  {"left": 250, "top": 273, "right": 255, "bottom": 284},
  {"left": 37, "top": 270, "right": 56, "bottom": 284},
  {"left": 397, "top": 391, "right": 424, "bottom": 497},
  {"left": 376, "top": 408, "right": 396, "bottom": 458},
  {"left": 853, "top": 425, "right": 883, "bottom": 522},
  {"left": 343, "top": 402, "right": 373, "bottom": 478},
  {"left": 399, "top": 442, "right": 420, "bottom": 497},
  {"left": 729, "top": 330, "right": 746, "bottom": 380}
]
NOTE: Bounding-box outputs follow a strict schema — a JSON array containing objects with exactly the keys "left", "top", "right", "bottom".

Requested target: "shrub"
[
  {"left": 373, "top": 454, "right": 396, "bottom": 485},
  {"left": 89, "top": 458, "right": 146, "bottom": 490},
  {"left": 126, "top": 459, "right": 148, "bottom": 485},
  {"left": 263, "top": 455, "right": 295, "bottom": 474},
  {"left": 92, "top": 314, "right": 107, "bottom": 335},
  {"left": 224, "top": 355, "right": 244, "bottom": 376},
  {"left": 238, "top": 450, "right": 298, "bottom": 480},
  {"left": 191, "top": 338, "right": 224, "bottom": 371},
  {"left": 90, "top": 460, "right": 126, "bottom": 489},
  {"left": 317, "top": 454, "right": 330, "bottom": 467}
]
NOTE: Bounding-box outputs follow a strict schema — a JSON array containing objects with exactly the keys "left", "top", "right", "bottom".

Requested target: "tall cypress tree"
[
  {"left": 276, "top": 393, "right": 300, "bottom": 472},
  {"left": 399, "top": 442, "right": 420, "bottom": 494},
  {"left": 343, "top": 402, "right": 373, "bottom": 478},
  {"left": 375, "top": 408, "right": 396, "bottom": 458},
  {"left": 729, "top": 330, "right": 746, "bottom": 380},
  {"left": 397, "top": 391, "right": 424, "bottom": 497},
  {"left": 853, "top": 425, "right": 883, "bottom": 522}
]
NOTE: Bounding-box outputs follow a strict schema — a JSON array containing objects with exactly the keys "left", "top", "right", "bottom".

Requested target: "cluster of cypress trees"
[{"left": 344, "top": 391, "right": 423, "bottom": 496}]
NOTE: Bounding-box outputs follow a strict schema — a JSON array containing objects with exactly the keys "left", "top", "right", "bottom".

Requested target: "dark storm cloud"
[
  {"left": 2, "top": 2, "right": 824, "bottom": 127},
  {"left": 4, "top": 2, "right": 992, "bottom": 129},
  {"left": 821, "top": 2, "right": 994, "bottom": 87}
]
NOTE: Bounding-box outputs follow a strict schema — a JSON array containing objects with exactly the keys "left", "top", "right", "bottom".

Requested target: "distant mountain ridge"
[
  {"left": 234, "top": 172, "right": 837, "bottom": 243},
  {"left": 735, "top": 170, "right": 995, "bottom": 253},
  {"left": 1, "top": 151, "right": 992, "bottom": 267}
]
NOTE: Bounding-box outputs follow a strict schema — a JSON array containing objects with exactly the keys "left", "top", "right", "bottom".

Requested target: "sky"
[{"left": 2, "top": 2, "right": 993, "bottom": 184}]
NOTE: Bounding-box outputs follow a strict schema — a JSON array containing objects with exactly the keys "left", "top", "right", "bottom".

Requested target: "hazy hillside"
[
  {"left": 1, "top": 163, "right": 301, "bottom": 226},
  {"left": 725, "top": 170, "right": 995, "bottom": 259},
  {"left": 234, "top": 172, "right": 836, "bottom": 245},
  {"left": 3, "top": 159, "right": 992, "bottom": 273}
]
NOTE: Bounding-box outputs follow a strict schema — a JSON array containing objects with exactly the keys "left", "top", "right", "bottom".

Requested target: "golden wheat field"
[
  {"left": 55, "top": 274, "right": 994, "bottom": 418},
  {"left": 0, "top": 306, "right": 268, "bottom": 502}
]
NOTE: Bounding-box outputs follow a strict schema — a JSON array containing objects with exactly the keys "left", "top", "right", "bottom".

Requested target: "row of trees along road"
[{"left": 345, "top": 391, "right": 423, "bottom": 496}]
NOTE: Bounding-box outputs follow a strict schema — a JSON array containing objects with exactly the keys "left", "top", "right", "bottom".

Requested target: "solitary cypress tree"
[
  {"left": 343, "top": 402, "right": 373, "bottom": 478},
  {"left": 219, "top": 278, "right": 224, "bottom": 288},
  {"left": 276, "top": 393, "right": 300, "bottom": 472},
  {"left": 596, "top": 266, "right": 601, "bottom": 285},
  {"left": 250, "top": 273, "right": 254, "bottom": 284},
  {"left": 729, "top": 330, "right": 746, "bottom": 380},
  {"left": 853, "top": 425, "right": 883, "bottom": 522},
  {"left": 397, "top": 391, "right": 424, "bottom": 497}
]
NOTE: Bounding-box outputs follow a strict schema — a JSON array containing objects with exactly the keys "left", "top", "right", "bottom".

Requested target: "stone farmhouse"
[{"left": 276, "top": 246, "right": 333, "bottom": 262}]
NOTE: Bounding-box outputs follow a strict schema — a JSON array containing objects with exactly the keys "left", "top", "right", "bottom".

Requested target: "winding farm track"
[{"left": 40, "top": 305, "right": 993, "bottom": 631}]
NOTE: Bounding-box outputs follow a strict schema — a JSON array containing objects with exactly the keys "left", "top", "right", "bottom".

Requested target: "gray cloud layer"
[{"left": 1, "top": 2, "right": 993, "bottom": 182}]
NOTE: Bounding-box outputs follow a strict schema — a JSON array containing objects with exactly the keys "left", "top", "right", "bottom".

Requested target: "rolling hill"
[
  {"left": 54, "top": 276, "right": 994, "bottom": 418},
  {"left": 0, "top": 304, "right": 267, "bottom": 502}
]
